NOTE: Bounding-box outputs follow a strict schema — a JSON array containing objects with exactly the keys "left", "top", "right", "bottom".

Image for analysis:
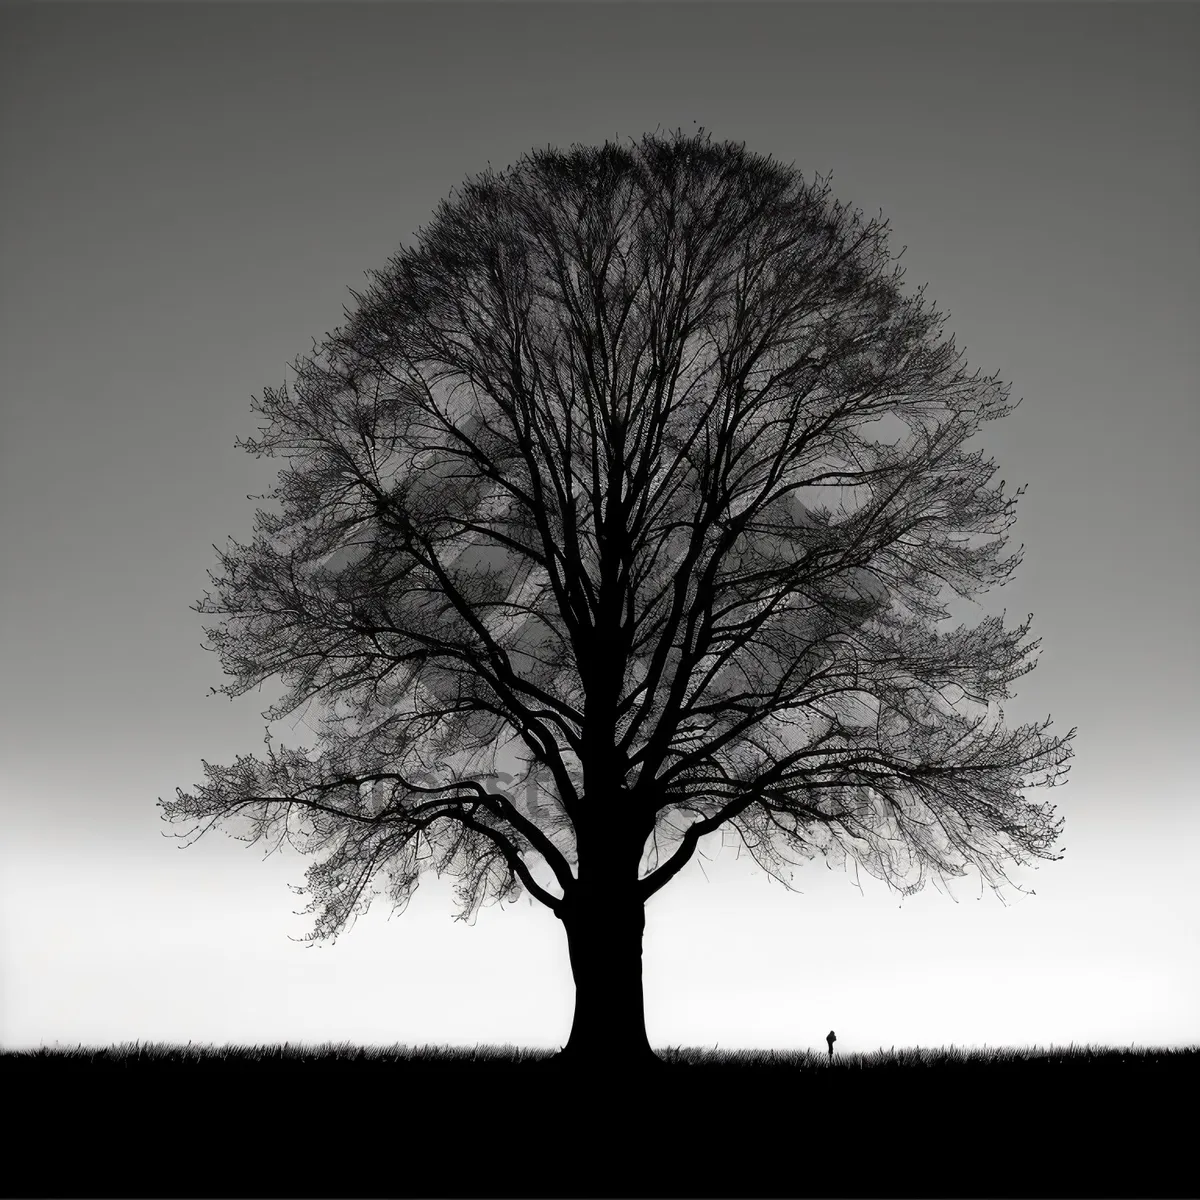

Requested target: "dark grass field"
[{"left": 4, "top": 1042, "right": 1194, "bottom": 1198}]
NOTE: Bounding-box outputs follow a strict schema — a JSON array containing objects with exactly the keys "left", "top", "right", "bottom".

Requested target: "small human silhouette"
[{"left": 826, "top": 1030, "right": 836, "bottom": 1062}]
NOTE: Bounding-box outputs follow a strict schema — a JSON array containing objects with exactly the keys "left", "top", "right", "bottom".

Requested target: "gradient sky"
[{"left": 2, "top": 1, "right": 1196, "bottom": 1056}]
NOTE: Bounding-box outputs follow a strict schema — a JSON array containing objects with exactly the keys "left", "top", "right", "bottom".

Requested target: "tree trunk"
[{"left": 556, "top": 888, "right": 660, "bottom": 1070}]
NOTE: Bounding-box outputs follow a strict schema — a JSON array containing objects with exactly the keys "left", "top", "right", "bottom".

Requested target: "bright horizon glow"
[{"left": 2, "top": 3, "right": 1196, "bottom": 1057}]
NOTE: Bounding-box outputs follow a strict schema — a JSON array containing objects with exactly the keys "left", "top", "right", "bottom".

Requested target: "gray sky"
[{"left": 2, "top": 1, "right": 1197, "bottom": 1053}]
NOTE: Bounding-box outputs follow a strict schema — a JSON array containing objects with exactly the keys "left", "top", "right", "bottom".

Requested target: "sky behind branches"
[{"left": 1, "top": 1, "right": 1197, "bottom": 1053}]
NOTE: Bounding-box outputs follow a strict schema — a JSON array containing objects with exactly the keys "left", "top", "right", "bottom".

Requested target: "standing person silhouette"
[{"left": 826, "top": 1030, "right": 836, "bottom": 1063}]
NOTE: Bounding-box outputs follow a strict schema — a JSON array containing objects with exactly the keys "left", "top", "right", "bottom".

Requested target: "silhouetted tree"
[{"left": 160, "top": 129, "right": 1075, "bottom": 1069}]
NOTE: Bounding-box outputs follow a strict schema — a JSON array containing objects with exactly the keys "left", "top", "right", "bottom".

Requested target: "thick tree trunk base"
[
  {"left": 550, "top": 1041, "right": 666, "bottom": 1072},
  {"left": 557, "top": 887, "right": 662, "bottom": 1073}
]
